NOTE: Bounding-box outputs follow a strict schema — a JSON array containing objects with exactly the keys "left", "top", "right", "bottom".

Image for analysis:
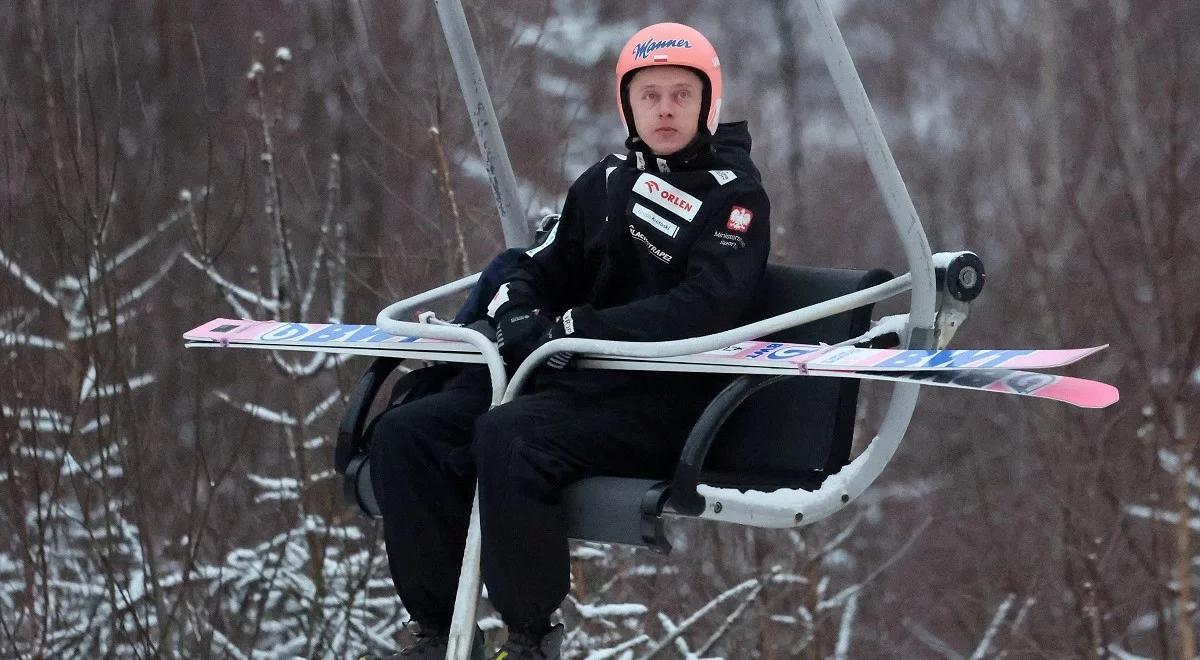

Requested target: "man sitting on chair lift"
[{"left": 367, "top": 22, "right": 771, "bottom": 660}]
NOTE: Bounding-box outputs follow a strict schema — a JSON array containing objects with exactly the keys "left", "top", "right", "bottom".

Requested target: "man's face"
[{"left": 627, "top": 66, "right": 703, "bottom": 156}]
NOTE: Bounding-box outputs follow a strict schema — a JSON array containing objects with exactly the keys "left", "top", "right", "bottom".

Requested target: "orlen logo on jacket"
[{"left": 634, "top": 173, "right": 701, "bottom": 221}]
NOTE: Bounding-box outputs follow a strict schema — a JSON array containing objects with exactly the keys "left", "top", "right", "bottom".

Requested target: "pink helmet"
[{"left": 615, "top": 22, "right": 723, "bottom": 137}]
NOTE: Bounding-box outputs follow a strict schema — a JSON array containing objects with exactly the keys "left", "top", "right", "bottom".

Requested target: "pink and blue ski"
[{"left": 185, "top": 318, "right": 1107, "bottom": 373}]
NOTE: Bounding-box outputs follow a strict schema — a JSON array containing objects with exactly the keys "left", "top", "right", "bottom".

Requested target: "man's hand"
[
  {"left": 494, "top": 305, "right": 552, "bottom": 368},
  {"left": 540, "top": 316, "right": 577, "bottom": 370}
]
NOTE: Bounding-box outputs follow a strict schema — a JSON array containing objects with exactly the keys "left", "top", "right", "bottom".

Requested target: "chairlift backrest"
[{"left": 699, "top": 264, "right": 894, "bottom": 492}]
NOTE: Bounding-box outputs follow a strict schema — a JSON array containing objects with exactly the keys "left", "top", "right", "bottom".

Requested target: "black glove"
[
  {"left": 540, "top": 316, "right": 577, "bottom": 371},
  {"left": 494, "top": 305, "right": 552, "bottom": 367}
]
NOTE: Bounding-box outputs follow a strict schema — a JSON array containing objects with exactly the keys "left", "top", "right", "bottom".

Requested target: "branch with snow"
[
  {"left": 183, "top": 251, "right": 280, "bottom": 316},
  {"left": 969, "top": 594, "right": 1015, "bottom": 660},
  {"left": 214, "top": 391, "right": 298, "bottom": 427},
  {"left": 0, "top": 245, "right": 61, "bottom": 309}
]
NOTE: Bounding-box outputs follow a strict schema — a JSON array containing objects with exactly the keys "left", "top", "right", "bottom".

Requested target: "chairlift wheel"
[{"left": 943, "top": 252, "right": 985, "bottom": 302}]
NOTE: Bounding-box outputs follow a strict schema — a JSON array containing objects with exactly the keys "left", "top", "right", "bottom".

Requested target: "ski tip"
[{"left": 1069, "top": 382, "right": 1120, "bottom": 409}]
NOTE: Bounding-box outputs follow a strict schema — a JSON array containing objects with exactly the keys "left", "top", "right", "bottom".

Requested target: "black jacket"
[{"left": 489, "top": 122, "right": 770, "bottom": 343}]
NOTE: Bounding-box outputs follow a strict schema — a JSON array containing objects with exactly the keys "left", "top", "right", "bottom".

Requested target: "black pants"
[{"left": 368, "top": 366, "right": 719, "bottom": 633}]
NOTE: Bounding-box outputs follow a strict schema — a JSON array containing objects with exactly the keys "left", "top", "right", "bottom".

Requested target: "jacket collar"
[{"left": 624, "top": 131, "right": 715, "bottom": 173}]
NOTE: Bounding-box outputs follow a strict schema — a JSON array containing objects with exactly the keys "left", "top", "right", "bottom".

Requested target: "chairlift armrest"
[
  {"left": 377, "top": 284, "right": 508, "bottom": 407},
  {"left": 383, "top": 272, "right": 483, "bottom": 320},
  {"left": 668, "top": 375, "right": 788, "bottom": 516},
  {"left": 502, "top": 274, "right": 913, "bottom": 403}
]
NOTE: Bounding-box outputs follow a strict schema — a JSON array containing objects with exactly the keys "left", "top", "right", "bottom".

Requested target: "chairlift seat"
[{"left": 336, "top": 264, "right": 893, "bottom": 554}]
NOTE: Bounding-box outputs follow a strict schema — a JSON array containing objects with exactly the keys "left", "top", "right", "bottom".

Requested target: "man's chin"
[{"left": 648, "top": 140, "right": 682, "bottom": 157}]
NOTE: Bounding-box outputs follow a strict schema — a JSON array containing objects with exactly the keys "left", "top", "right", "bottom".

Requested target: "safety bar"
[
  {"left": 375, "top": 273, "right": 507, "bottom": 406},
  {"left": 374, "top": 267, "right": 917, "bottom": 409},
  {"left": 501, "top": 274, "right": 912, "bottom": 402}
]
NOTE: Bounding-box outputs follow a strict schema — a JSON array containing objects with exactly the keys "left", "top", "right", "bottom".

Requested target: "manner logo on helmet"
[
  {"left": 726, "top": 205, "right": 753, "bottom": 233},
  {"left": 633, "top": 173, "right": 701, "bottom": 221},
  {"left": 632, "top": 38, "right": 693, "bottom": 60}
]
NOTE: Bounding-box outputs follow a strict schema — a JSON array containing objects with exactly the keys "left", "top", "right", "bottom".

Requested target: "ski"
[
  {"left": 183, "top": 318, "right": 1118, "bottom": 408},
  {"left": 183, "top": 318, "right": 1106, "bottom": 372},
  {"left": 806, "top": 368, "right": 1117, "bottom": 409},
  {"left": 184, "top": 318, "right": 478, "bottom": 355},
  {"left": 568, "top": 358, "right": 1117, "bottom": 408},
  {"left": 711, "top": 341, "right": 1107, "bottom": 372}
]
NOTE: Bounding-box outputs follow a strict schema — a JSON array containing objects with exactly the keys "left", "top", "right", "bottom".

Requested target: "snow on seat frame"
[{"left": 380, "top": 0, "right": 940, "bottom": 657}]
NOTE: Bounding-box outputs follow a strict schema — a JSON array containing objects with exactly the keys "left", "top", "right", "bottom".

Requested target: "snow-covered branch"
[
  {"left": 214, "top": 391, "right": 298, "bottom": 427},
  {"left": 0, "top": 246, "right": 61, "bottom": 308},
  {"left": 969, "top": 593, "right": 1015, "bottom": 660},
  {"left": 183, "top": 252, "right": 280, "bottom": 314},
  {"left": 0, "top": 328, "right": 66, "bottom": 351},
  {"left": 833, "top": 590, "right": 859, "bottom": 660}
]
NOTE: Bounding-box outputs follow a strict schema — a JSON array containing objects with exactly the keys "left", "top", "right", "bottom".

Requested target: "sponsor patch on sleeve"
[
  {"left": 709, "top": 170, "right": 737, "bottom": 185},
  {"left": 726, "top": 205, "right": 753, "bottom": 233}
]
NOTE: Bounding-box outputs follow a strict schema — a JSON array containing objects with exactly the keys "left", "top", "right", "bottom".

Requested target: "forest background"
[{"left": 1, "top": 1, "right": 1197, "bottom": 658}]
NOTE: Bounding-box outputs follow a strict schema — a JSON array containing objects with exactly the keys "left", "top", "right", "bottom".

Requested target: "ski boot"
[
  {"left": 490, "top": 624, "right": 564, "bottom": 660},
  {"left": 360, "top": 624, "right": 487, "bottom": 660}
]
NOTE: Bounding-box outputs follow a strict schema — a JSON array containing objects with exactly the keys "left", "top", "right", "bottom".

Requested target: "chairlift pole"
[
  {"left": 433, "top": 2, "right": 530, "bottom": 656},
  {"left": 800, "top": 0, "right": 937, "bottom": 342},
  {"left": 434, "top": 0, "right": 530, "bottom": 249},
  {"left": 794, "top": 0, "right": 934, "bottom": 521}
]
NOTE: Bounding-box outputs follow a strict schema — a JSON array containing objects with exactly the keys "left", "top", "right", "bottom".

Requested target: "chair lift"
[{"left": 336, "top": 1, "right": 985, "bottom": 657}]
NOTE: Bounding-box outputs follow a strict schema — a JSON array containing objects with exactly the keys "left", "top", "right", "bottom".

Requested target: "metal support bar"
[
  {"left": 727, "top": 0, "right": 936, "bottom": 530},
  {"left": 434, "top": 0, "right": 530, "bottom": 248},
  {"left": 800, "top": 0, "right": 936, "bottom": 342}
]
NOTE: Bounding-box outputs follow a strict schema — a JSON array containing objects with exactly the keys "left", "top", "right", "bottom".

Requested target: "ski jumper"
[{"left": 370, "top": 121, "right": 770, "bottom": 635}]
